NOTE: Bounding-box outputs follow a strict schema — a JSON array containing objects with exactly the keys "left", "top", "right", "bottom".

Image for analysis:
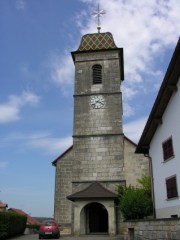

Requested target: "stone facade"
[
  {"left": 54, "top": 147, "right": 73, "bottom": 232},
  {"left": 124, "top": 137, "right": 149, "bottom": 186},
  {"left": 53, "top": 32, "right": 149, "bottom": 236},
  {"left": 53, "top": 137, "right": 149, "bottom": 235},
  {"left": 73, "top": 51, "right": 123, "bottom": 137},
  {"left": 73, "top": 136, "right": 124, "bottom": 182}
]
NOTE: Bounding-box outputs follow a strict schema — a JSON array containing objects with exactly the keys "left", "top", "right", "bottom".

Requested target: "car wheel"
[
  {"left": 39, "top": 235, "right": 43, "bottom": 239},
  {"left": 56, "top": 233, "right": 60, "bottom": 239}
]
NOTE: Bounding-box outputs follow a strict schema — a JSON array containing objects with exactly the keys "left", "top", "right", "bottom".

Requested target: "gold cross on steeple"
[{"left": 92, "top": 4, "right": 106, "bottom": 33}]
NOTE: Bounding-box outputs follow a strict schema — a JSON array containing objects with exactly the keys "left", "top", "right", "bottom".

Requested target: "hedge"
[
  {"left": 0, "top": 211, "right": 27, "bottom": 240},
  {"left": 26, "top": 224, "right": 40, "bottom": 234}
]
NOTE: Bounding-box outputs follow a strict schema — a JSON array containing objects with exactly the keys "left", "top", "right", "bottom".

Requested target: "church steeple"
[
  {"left": 53, "top": 22, "right": 149, "bottom": 236},
  {"left": 72, "top": 28, "right": 125, "bottom": 181}
]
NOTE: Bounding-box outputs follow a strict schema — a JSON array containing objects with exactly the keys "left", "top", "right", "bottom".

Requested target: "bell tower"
[
  {"left": 71, "top": 32, "right": 124, "bottom": 183},
  {"left": 53, "top": 27, "right": 149, "bottom": 236}
]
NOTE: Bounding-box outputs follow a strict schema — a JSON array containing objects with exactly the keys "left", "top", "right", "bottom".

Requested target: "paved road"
[{"left": 10, "top": 234, "right": 122, "bottom": 240}]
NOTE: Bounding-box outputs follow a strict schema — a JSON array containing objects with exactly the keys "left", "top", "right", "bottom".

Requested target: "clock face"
[{"left": 90, "top": 95, "right": 105, "bottom": 109}]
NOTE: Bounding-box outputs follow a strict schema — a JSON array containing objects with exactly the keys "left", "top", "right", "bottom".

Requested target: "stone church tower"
[{"left": 52, "top": 32, "right": 149, "bottom": 236}]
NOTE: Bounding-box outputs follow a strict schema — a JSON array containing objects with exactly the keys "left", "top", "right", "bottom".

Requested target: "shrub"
[
  {"left": 26, "top": 224, "right": 40, "bottom": 234},
  {"left": 117, "top": 175, "right": 153, "bottom": 220},
  {"left": 26, "top": 224, "right": 40, "bottom": 230},
  {"left": 137, "top": 175, "right": 152, "bottom": 198},
  {"left": 0, "top": 211, "right": 27, "bottom": 240}
]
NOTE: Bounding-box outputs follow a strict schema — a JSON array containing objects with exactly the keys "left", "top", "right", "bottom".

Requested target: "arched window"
[{"left": 92, "top": 64, "right": 102, "bottom": 84}]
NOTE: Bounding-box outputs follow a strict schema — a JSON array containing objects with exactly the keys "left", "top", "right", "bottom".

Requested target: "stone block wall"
[
  {"left": 122, "top": 219, "right": 180, "bottom": 240},
  {"left": 124, "top": 137, "right": 150, "bottom": 186},
  {"left": 73, "top": 93, "right": 122, "bottom": 136},
  {"left": 54, "top": 149, "right": 73, "bottom": 228},
  {"left": 74, "top": 51, "right": 123, "bottom": 95},
  {"left": 72, "top": 135, "right": 125, "bottom": 182},
  {"left": 73, "top": 50, "right": 123, "bottom": 137}
]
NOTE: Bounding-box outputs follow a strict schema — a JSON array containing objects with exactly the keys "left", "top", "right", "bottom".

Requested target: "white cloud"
[
  {"left": 48, "top": 52, "right": 74, "bottom": 95},
  {"left": 122, "top": 85, "right": 138, "bottom": 101},
  {"left": 46, "top": 0, "right": 180, "bottom": 123},
  {"left": 123, "top": 117, "right": 147, "bottom": 143},
  {"left": 28, "top": 133, "right": 73, "bottom": 155},
  {"left": 21, "top": 91, "right": 39, "bottom": 106},
  {"left": 79, "top": 0, "right": 180, "bottom": 115},
  {"left": 15, "top": 0, "right": 26, "bottom": 10},
  {"left": 3, "top": 131, "right": 72, "bottom": 156},
  {"left": 0, "top": 91, "right": 40, "bottom": 123},
  {"left": 123, "top": 102, "right": 135, "bottom": 117},
  {"left": 0, "top": 104, "right": 20, "bottom": 123}
]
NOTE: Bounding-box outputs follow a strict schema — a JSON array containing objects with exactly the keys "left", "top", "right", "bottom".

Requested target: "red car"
[{"left": 39, "top": 219, "right": 60, "bottom": 239}]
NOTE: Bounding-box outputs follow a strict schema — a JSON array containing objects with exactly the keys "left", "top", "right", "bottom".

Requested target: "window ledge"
[
  {"left": 166, "top": 196, "right": 179, "bottom": 201},
  {"left": 162, "top": 155, "right": 175, "bottom": 163}
]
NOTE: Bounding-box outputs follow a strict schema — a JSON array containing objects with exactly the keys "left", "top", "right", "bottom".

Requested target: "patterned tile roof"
[{"left": 77, "top": 32, "right": 118, "bottom": 51}]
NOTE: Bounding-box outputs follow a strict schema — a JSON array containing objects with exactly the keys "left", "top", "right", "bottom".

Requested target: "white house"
[{"left": 136, "top": 38, "right": 180, "bottom": 218}]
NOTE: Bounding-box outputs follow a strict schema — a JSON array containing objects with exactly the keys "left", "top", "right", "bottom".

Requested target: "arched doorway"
[{"left": 84, "top": 202, "right": 108, "bottom": 234}]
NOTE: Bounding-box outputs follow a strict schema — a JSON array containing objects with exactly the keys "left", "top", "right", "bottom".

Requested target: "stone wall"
[
  {"left": 74, "top": 51, "right": 123, "bottom": 95},
  {"left": 124, "top": 137, "right": 150, "bottom": 186},
  {"left": 72, "top": 135, "right": 124, "bottom": 182},
  {"left": 122, "top": 218, "right": 180, "bottom": 240},
  {"left": 54, "top": 148, "right": 73, "bottom": 230},
  {"left": 73, "top": 50, "right": 123, "bottom": 138},
  {"left": 73, "top": 93, "right": 122, "bottom": 136}
]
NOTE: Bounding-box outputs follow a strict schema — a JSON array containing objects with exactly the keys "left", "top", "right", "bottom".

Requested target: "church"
[{"left": 52, "top": 30, "right": 149, "bottom": 236}]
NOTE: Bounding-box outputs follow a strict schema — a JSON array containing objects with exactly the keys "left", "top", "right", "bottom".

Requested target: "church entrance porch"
[
  {"left": 72, "top": 200, "right": 116, "bottom": 236},
  {"left": 84, "top": 202, "right": 108, "bottom": 234},
  {"left": 67, "top": 182, "right": 118, "bottom": 236}
]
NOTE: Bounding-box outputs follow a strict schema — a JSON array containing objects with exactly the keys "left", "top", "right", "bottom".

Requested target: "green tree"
[
  {"left": 137, "top": 175, "right": 152, "bottom": 198},
  {"left": 117, "top": 175, "right": 153, "bottom": 220}
]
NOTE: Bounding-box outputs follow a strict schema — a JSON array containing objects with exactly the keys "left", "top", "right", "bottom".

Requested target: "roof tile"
[
  {"left": 67, "top": 182, "right": 117, "bottom": 201},
  {"left": 77, "top": 32, "right": 117, "bottom": 51}
]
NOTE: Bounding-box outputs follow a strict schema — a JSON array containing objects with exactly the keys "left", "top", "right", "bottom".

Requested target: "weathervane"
[{"left": 92, "top": 4, "right": 106, "bottom": 33}]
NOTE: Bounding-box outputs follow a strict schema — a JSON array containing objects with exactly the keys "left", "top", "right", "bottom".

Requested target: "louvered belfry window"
[{"left": 92, "top": 64, "right": 102, "bottom": 84}]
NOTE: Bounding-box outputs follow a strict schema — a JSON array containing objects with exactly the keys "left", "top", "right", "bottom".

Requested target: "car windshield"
[{"left": 43, "top": 221, "right": 56, "bottom": 226}]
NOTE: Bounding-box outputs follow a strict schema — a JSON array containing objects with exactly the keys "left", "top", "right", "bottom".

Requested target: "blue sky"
[{"left": 0, "top": 0, "right": 180, "bottom": 217}]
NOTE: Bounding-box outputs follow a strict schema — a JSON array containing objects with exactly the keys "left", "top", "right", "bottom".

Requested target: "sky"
[{"left": 0, "top": 0, "right": 180, "bottom": 218}]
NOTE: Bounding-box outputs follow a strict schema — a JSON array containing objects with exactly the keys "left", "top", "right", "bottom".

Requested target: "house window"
[
  {"left": 162, "top": 137, "right": 174, "bottom": 161},
  {"left": 92, "top": 64, "right": 102, "bottom": 84},
  {"left": 166, "top": 176, "right": 178, "bottom": 199}
]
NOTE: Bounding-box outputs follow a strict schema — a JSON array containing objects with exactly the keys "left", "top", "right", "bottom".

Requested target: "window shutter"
[
  {"left": 162, "top": 138, "right": 174, "bottom": 160},
  {"left": 166, "top": 176, "right": 178, "bottom": 199}
]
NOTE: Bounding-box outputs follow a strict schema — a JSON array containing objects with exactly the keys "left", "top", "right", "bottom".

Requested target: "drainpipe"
[{"left": 144, "top": 154, "right": 156, "bottom": 219}]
